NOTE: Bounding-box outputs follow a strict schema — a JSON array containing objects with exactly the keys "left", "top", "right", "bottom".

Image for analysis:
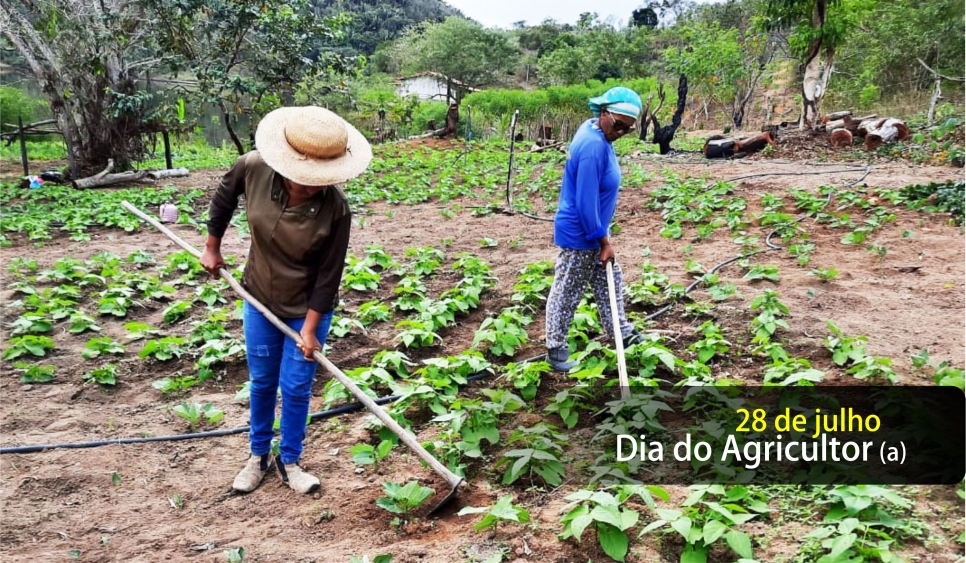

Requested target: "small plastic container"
[{"left": 159, "top": 203, "right": 179, "bottom": 224}]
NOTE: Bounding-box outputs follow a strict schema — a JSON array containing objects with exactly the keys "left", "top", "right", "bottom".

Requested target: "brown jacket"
[{"left": 207, "top": 151, "right": 351, "bottom": 317}]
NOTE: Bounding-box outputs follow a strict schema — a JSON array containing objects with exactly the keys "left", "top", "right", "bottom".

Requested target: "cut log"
[
  {"left": 865, "top": 118, "right": 908, "bottom": 151},
  {"left": 823, "top": 118, "right": 846, "bottom": 131},
  {"left": 830, "top": 128, "right": 853, "bottom": 148},
  {"left": 72, "top": 171, "right": 147, "bottom": 189},
  {"left": 703, "top": 136, "right": 736, "bottom": 159},
  {"left": 147, "top": 168, "right": 190, "bottom": 180},
  {"left": 734, "top": 131, "right": 774, "bottom": 155},
  {"left": 824, "top": 110, "right": 853, "bottom": 121},
  {"left": 856, "top": 118, "right": 886, "bottom": 138},
  {"left": 843, "top": 114, "right": 877, "bottom": 133}
]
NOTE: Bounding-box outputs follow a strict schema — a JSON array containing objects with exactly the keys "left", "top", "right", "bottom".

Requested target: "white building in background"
[{"left": 393, "top": 72, "right": 479, "bottom": 104}]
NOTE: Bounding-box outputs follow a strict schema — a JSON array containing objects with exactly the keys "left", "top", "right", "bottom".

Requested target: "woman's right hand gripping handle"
[{"left": 200, "top": 236, "right": 227, "bottom": 277}]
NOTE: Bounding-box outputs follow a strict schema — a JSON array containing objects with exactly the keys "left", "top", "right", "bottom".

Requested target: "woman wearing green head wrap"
[{"left": 545, "top": 86, "right": 646, "bottom": 372}]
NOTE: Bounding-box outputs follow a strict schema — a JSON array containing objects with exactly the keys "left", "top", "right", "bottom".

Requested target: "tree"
[
  {"left": 826, "top": 0, "right": 964, "bottom": 110},
  {"left": 400, "top": 17, "right": 519, "bottom": 101},
  {"left": 536, "top": 24, "right": 649, "bottom": 86},
  {"left": 758, "top": 0, "right": 861, "bottom": 128},
  {"left": 663, "top": 21, "right": 774, "bottom": 129},
  {"left": 630, "top": 8, "right": 659, "bottom": 29},
  {"left": 1, "top": 0, "right": 353, "bottom": 175}
]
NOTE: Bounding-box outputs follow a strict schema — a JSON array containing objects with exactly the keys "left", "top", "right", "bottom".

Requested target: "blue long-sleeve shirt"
[{"left": 553, "top": 119, "right": 622, "bottom": 250}]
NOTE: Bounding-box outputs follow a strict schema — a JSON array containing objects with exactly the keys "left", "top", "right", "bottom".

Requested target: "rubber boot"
[{"left": 547, "top": 347, "right": 577, "bottom": 372}]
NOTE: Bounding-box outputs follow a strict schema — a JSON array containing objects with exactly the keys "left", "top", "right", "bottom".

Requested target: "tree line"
[{"left": 2, "top": 0, "right": 962, "bottom": 174}]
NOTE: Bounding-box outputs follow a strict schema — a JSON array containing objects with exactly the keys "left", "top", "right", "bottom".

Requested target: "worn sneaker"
[
  {"left": 276, "top": 460, "right": 320, "bottom": 494},
  {"left": 232, "top": 453, "right": 273, "bottom": 493},
  {"left": 622, "top": 329, "right": 646, "bottom": 348},
  {"left": 547, "top": 347, "right": 577, "bottom": 372}
]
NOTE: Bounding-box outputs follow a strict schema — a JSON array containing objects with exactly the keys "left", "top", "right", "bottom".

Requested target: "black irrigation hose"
[
  {"left": 0, "top": 373, "right": 493, "bottom": 455},
  {"left": 725, "top": 166, "right": 870, "bottom": 184}
]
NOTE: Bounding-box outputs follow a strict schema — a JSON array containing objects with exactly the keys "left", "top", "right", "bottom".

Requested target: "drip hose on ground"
[{"left": 0, "top": 373, "right": 491, "bottom": 455}]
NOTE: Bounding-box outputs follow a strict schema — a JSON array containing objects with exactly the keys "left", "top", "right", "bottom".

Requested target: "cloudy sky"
[{"left": 444, "top": 0, "right": 721, "bottom": 29}]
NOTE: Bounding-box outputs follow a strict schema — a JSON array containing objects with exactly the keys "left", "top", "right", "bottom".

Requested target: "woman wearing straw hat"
[
  {"left": 545, "top": 86, "right": 646, "bottom": 372},
  {"left": 201, "top": 106, "right": 372, "bottom": 494}
]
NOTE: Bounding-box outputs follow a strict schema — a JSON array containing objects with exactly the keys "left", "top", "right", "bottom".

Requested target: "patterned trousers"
[{"left": 545, "top": 248, "right": 633, "bottom": 351}]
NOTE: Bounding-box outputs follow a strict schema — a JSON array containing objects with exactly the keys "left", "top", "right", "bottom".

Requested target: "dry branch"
[
  {"left": 73, "top": 170, "right": 146, "bottom": 189},
  {"left": 146, "top": 168, "right": 189, "bottom": 180}
]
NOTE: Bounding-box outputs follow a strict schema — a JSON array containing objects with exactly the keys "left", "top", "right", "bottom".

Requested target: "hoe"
[{"left": 122, "top": 201, "right": 464, "bottom": 513}]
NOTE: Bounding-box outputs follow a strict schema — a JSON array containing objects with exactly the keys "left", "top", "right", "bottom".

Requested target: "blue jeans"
[{"left": 243, "top": 302, "right": 333, "bottom": 465}]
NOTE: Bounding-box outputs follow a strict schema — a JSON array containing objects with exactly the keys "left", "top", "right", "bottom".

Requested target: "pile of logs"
[
  {"left": 703, "top": 131, "right": 775, "bottom": 159},
  {"left": 821, "top": 111, "right": 910, "bottom": 150}
]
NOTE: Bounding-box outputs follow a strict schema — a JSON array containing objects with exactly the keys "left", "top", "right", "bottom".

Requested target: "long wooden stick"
[
  {"left": 605, "top": 261, "right": 631, "bottom": 400},
  {"left": 120, "top": 201, "right": 464, "bottom": 499}
]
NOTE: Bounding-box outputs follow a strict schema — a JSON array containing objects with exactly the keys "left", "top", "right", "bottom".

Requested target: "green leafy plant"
[
  {"left": 688, "top": 321, "right": 731, "bottom": 364},
  {"left": 152, "top": 374, "right": 204, "bottom": 394},
  {"left": 97, "top": 286, "right": 135, "bottom": 317},
  {"left": 502, "top": 361, "right": 550, "bottom": 401},
  {"left": 639, "top": 484, "right": 768, "bottom": 563},
  {"left": 544, "top": 388, "right": 592, "bottom": 429},
  {"left": 82, "top": 337, "right": 125, "bottom": 359},
  {"left": 824, "top": 320, "right": 868, "bottom": 366},
  {"left": 348, "top": 555, "right": 392, "bottom": 563},
  {"left": 14, "top": 362, "right": 55, "bottom": 383},
  {"left": 510, "top": 261, "right": 554, "bottom": 306},
  {"left": 357, "top": 300, "right": 392, "bottom": 325},
  {"left": 375, "top": 480, "right": 435, "bottom": 517},
  {"left": 749, "top": 289, "right": 789, "bottom": 344},
  {"left": 472, "top": 307, "right": 532, "bottom": 357},
  {"left": 343, "top": 256, "right": 382, "bottom": 292},
  {"left": 845, "top": 356, "right": 898, "bottom": 384},
  {"left": 84, "top": 364, "right": 119, "bottom": 386},
  {"left": 68, "top": 312, "right": 101, "bottom": 334},
  {"left": 809, "top": 267, "right": 839, "bottom": 282},
  {"left": 392, "top": 276, "right": 428, "bottom": 312},
  {"left": 395, "top": 319, "right": 441, "bottom": 348},
  {"left": 124, "top": 321, "right": 160, "bottom": 341},
  {"left": 744, "top": 264, "right": 780, "bottom": 283},
  {"left": 497, "top": 423, "right": 568, "bottom": 487},
  {"left": 330, "top": 316, "right": 367, "bottom": 338},
  {"left": 3, "top": 335, "right": 55, "bottom": 360},
  {"left": 404, "top": 246, "right": 445, "bottom": 277},
  {"left": 139, "top": 337, "right": 187, "bottom": 361},
  {"left": 195, "top": 283, "right": 228, "bottom": 307},
  {"left": 172, "top": 402, "right": 224, "bottom": 430},
  {"left": 162, "top": 300, "right": 193, "bottom": 323},
  {"left": 799, "top": 485, "right": 923, "bottom": 563},
  {"left": 351, "top": 440, "right": 393, "bottom": 467},
  {"left": 195, "top": 338, "right": 245, "bottom": 369},
  {"left": 9, "top": 313, "right": 53, "bottom": 335},
  {"left": 458, "top": 494, "right": 531, "bottom": 532},
  {"left": 561, "top": 485, "right": 666, "bottom": 563}
]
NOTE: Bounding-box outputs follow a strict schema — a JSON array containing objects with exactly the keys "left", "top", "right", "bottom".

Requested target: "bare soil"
[{"left": 1, "top": 152, "right": 963, "bottom": 563}]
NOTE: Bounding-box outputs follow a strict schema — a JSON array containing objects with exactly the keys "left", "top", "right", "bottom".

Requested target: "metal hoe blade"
[{"left": 121, "top": 201, "right": 464, "bottom": 512}]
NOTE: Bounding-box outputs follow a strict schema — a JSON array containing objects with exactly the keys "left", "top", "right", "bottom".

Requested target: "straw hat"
[{"left": 254, "top": 106, "right": 373, "bottom": 186}]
